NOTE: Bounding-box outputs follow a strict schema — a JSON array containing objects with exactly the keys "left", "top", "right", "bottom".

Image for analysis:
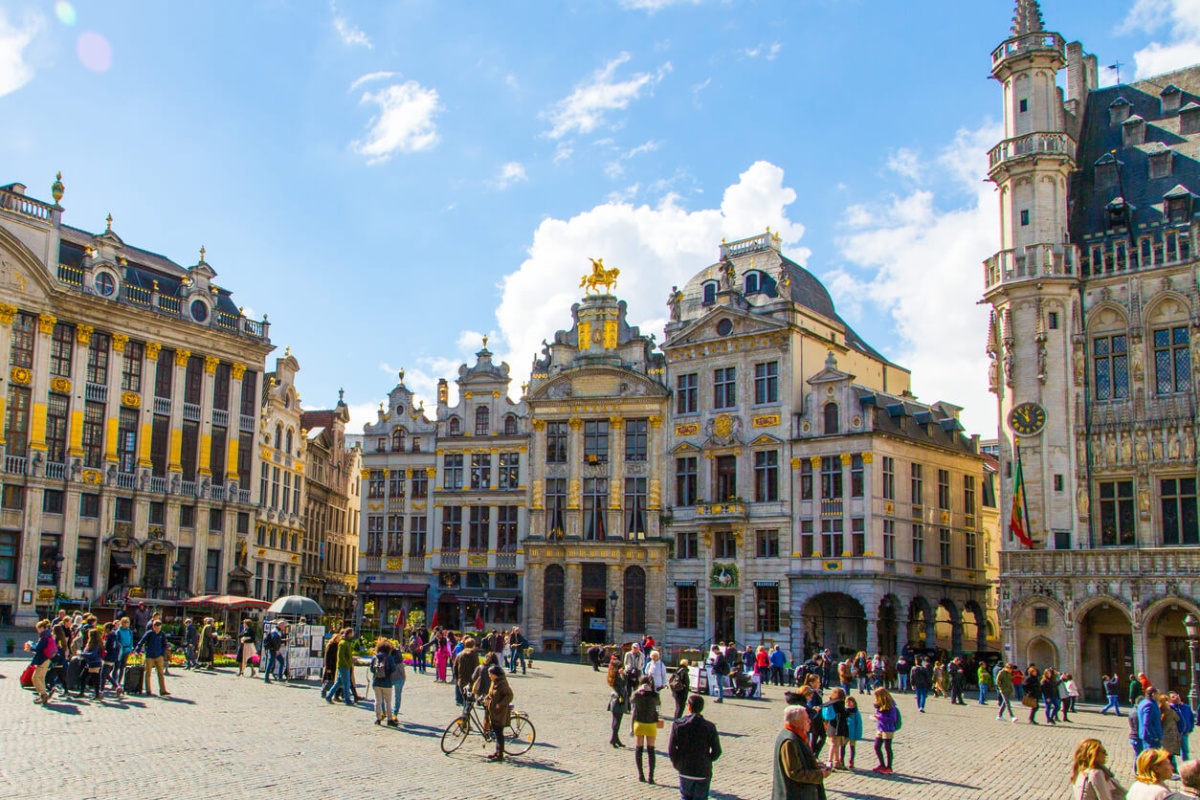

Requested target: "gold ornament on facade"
[
  {"left": 569, "top": 418, "right": 582, "bottom": 429},
  {"left": 531, "top": 419, "right": 546, "bottom": 430},
  {"left": 50, "top": 377, "right": 71, "bottom": 393},
  {"left": 648, "top": 416, "right": 662, "bottom": 428},
  {"left": 713, "top": 414, "right": 734, "bottom": 440},
  {"left": 752, "top": 414, "right": 780, "bottom": 428},
  {"left": 38, "top": 314, "right": 57, "bottom": 335},
  {"left": 0, "top": 304, "right": 16, "bottom": 325},
  {"left": 145, "top": 341, "right": 162, "bottom": 360},
  {"left": 81, "top": 469, "right": 102, "bottom": 485},
  {"left": 675, "top": 423, "right": 700, "bottom": 436},
  {"left": 51, "top": 171, "right": 64, "bottom": 204},
  {"left": 231, "top": 363, "right": 246, "bottom": 380},
  {"left": 75, "top": 324, "right": 93, "bottom": 345},
  {"left": 840, "top": 453, "right": 853, "bottom": 466},
  {"left": 359, "top": 469, "right": 370, "bottom": 480},
  {"left": 580, "top": 258, "right": 619, "bottom": 295},
  {"left": 861, "top": 452, "right": 874, "bottom": 464},
  {"left": 9, "top": 367, "right": 31, "bottom": 386},
  {"left": 425, "top": 468, "right": 436, "bottom": 478},
  {"left": 120, "top": 391, "right": 141, "bottom": 408},
  {"left": 111, "top": 333, "right": 128, "bottom": 353},
  {"left": 608, "top": 417, "right": 623, "bottom": 428},
  {"left": 204, "top": 355, "right": 219, "bottom": 374},
  {"left": 174, "top": 349, "right": 191, "bottom": 367},
  {"left": 790, "top": 458, "right": 801, "bottom": 470}
]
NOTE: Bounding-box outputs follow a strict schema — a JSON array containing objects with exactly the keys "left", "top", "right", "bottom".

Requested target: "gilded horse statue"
[{"left": 580, "top": 258, "right": 619, "bottom": 295}]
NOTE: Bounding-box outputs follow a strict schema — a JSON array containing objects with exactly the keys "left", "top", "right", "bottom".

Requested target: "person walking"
[
  {"left": 644, "top": 649, "right": 669, "bottom": 692},
  {"left": 995, "top": 662, "right": 1015, "bottom": 721},
  {"left": 136, "top": 619, "right": 170, "bottom": 696},
  {"left": 114, "top": 617, "right": 134, "bottom": 683},
  {"left": 1126, "top": 748, "right": 1178, "bottom": 800},
  {"left": 1160, "top": 695, "right": 1182, "bottom": 774},
  {"left": 236, "top": 617, "right": 258, "bottom": 678},
  {"left": 871, "top": 687, "right": 898, "bottom": 774},
  {"left": 669, "top": 694, "right": 721, "bottom": 800},
  {"left": 26, "top": 619, "right": 56, "bottom": 706},
  {"left": 910, "top": 659, "right": 931, "bottom": 713},
  {"left": 334, "top": 628, "right": 357, "bottom": 706},
  {"left": 1023, "top": 667, "right": 1042, "bottom": 724},
  {"left": 1130, "top": 674, "right": 1146, "bottom": 708},
  {"left": 932, "top": 661, "right": 948, "bottom": 699},
  {"left": 1101, "top": 674, "right": 1122, "bottom": 715},
  {"left": 481, "top": 665, "right": 514, "bottom": 762},
  {"left": 434, "top": 633, "right": 451, "bottom": 683},
  {"left": 948, "top": 658, "right": 966, "bottom": 705},
  {"left": 854, "top": 651, "right": 869, "bottom": 695},
  {"left": 182, "top": 618, "right": 199, "bottom": 670},
  {"left": 1041, "top": 668, "right": 1061, "bottom": 724},
  {"left": 100, "top": 622, "right": 123, "bottom": 696},
  {"left": 453, "top": 636, "right": 481, "bottom": 707},
  {"left": 670, "top": 659, "right": 691, "bottom": 720},
  {"left": 1063, "top": 673, "right": 1081, "bottom": 722},
  {"left": 977, "top": 661, "right": 993, "bottom": 705},
  {"left": 388, "top": 642, "right": 407, "bottom": 722},
  {"left": 263, "top": 624, "right": 285, "bottom": 684},
  {"left": 1068, "top": 738, "right": 1124, "bottom": 800},
  {"left": 625, "top": 643, "right": 646, "bottom": 674},
  {"left": 631, "top": 676, "right": 662, "bottom": 784},
  {"left": 1171, "top": 692, "right": 1195, "bottom": 762},
  {"left": 508, "top": 626, "right": 528, "bottom": 675},
  {"left": 369, "top": 639, "right": 398, "bottom": 727},
  {"left": 607, "top": 657, "right": 631, "bottom": 748},
  {"left": 1138, "top": 688, "right": 1165, "bottom": 755},
  {"left": 772, "top": 704, "right": 831, "bottom": 799},
  {"left": 196, "top": 617, "right": 216, "bottom": 671},
  {"left": 896, "top": 655, "right": 910, "bottom": 694}
]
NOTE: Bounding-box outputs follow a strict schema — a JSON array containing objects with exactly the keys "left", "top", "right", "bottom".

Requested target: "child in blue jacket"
[{"left": 845, "top": 696, "right": 864, "bottom": 769}]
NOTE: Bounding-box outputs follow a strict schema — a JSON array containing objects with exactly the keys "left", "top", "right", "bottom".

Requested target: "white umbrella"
[{"left": 266, "top": 595, "right": 325, "bottom": 618}]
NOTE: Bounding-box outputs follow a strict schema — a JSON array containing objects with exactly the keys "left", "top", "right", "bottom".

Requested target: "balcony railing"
[
  {"left": 987, "top": 132, "right": 1075, "bottom": 170},
  {"left": 991, "top": 31, "right": 1065, "bottom": 66},
  {"left": 407, "top": 555, "right": 426, "bottom": 572},
  {"left": 820, "top": 499, "right": 843, "bottom": 517},
  {"left": 240, "top": 414, "right": 256, "bottom": 433},
  {"left": 210, "top": 485, "right": 226, "bottom": 502},
  {"left": 0, "top": 186, "right": 54, "bottom": 221},
  {"left": 154, "top": 397, "right": 171, "bottom": 416},
  {"left": 46, "top": 462, "right": 67, "bottom": 480},
  {"left": 438, "top": 551, "right": 461, "bottom": 569},
  {"left": 180, "top": 481, "right": 197, "bottom": 498},
  {"left": 116, "top": 471, "right": 136, "bottom": 489},
  {"left": 84, "top": 382, "right": 107, "bottom": 403},
  {"left": 1002, "top": 546, "right": 1200, "bottom": 578},
  {"left": 182, "top": 403, "right": 201, "bottom": 422},
  {"left": 984, "top": 243, "right": 1078, "bottom": 291},
  {"left": 695, "top": 502, "right": 747, "bottom": 518},
  {"left": 149, "top": 476, "right": 167, "bottom": 494},
  {"left": 103, "top": 584, "right": 190, "bottom": 604},
  {"left": 496, "top": 552, "right": 518, "bottom": 569},
  {"left": 4, "top": 456, "right": 25, "bottom": 475},
  {"left": 212, "top": 408, "right": 229, "bottom": 428}
]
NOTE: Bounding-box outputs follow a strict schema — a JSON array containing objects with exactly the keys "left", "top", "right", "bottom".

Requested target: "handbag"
[
  {"left": 656, "top": 718, "right": 665, "bottom": 729},
  {"left": 1022, "top": 694, "right": 1038, "bottom": 708}
]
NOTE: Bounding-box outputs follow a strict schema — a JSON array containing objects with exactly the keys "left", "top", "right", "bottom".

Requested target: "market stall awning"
[
  {"left": 453, "top": 589, "right": 521, "bottom": 604},
  {"left": 183, "top": 595, "right": 218, "bottom": 607},
  {"left": 188, "top": 595, "right": 270, "bottom": 610},
  {"left": 111, "top": 552, "right": 136, "bottom": 568},
  {"left": 365, "top": 583, "right": 429, "bottom": 597}
]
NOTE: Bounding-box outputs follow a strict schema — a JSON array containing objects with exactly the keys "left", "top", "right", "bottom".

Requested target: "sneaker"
[
  {"left": 882, "top": 767, "right": 894, "bottom": 775},
  {"left": 1011, "top": 717, "right": 1018, "bottom": 722}
]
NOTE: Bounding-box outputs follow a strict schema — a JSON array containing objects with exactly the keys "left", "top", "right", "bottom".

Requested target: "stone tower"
[{"left": 983, "top": 0, "right": 1082, "bottom": 547}]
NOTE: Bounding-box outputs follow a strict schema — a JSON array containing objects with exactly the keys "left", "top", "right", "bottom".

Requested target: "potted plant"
[{"left": 4, "top": 638, "right": 14, "bottom": 654}]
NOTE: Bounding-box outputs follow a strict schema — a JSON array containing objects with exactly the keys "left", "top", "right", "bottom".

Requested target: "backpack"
[
  {"left": 388, "top": 657, "right": 407, "bottom": 684},
  {"left": 265, "top": 630, "right": 282, "bottom": 652},
  {"left": 893, "top": 706, "right": 903, "bottom": 732},
  {"left": 669, "top": 668, "right": 687, "bottom": 694},
  {"left": 373, "top": 656, "right": 390, "bottom": 681},
  {"left": 43, "top": 636, "right": 59, "bottom": 659}
]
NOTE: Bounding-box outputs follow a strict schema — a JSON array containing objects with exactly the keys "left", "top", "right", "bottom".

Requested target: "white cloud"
[
  {"left": 886, "top": 147, "right": 923, "bottom": 181},
  {"left": 351, "top": 78, "right": 441, "bottom": 163},
  {"left": 349, "top": 71, "right": 395, "bottom": 91},
  {"left": 1122, "top": 0, "right": 1200, "bottom": 78},
  {"left": 544, "top": 53, "right": 670, "bottom": 140},
  {"left": 825, "top": 123, "right": 1002, "bottom": 436},
  {"left": 492, "top": 161, "right": 529, "bottom": 190},
  {"left": 490, "top": 161, "right": 808, "bottom": 380},
  {"left": 331, "top": 2, "right": 372, "bottom": 48},
  {"left": 344, "top": 402, "right": 380, "bottom": 436},
  {"left": 0, "top": 9, "right": 40, "bottom": 97},
  {"left": 743, "top": 42, "right": 782, "bottom": 60},
  {"left": 604, "top": 139, "right": 661, "bottom": 178},
  {"left": 619, "top": 0, "right": 702, "bottom": 11}
]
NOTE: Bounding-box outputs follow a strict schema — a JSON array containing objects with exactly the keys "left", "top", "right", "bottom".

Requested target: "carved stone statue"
[
  {"left": 1003, "top": 348, "right": 1015, "bottom": 387},
  {"left": 1135, "top": 436, "right": 1149, "bottom": 464},
  {"left": 667, "top": 286, "right": 682, "bottom": 321},
  {"left": 987, "top": 352, "right": 1000, "bottom": 393},
  {"left": 1076, "top": 485, "right": 1089, "bottom": 518},
  {"left": 1105, "top": 435, "right": 1117, "bottom": 466},
  {"left": 1073, "top": 345, "right": 1085, "bottom": 386},
  {"left": 1185, "top": 435, "right": 1195, "bottom": 461},
  {"left": 1120, "top": 436, "right": 1132, "bottom": 464},
  {"left": 1152, "top": 437, "right": 1164, "bottom": 462},
  {"left": 237, "top": 537, "right": 248, "bottom": 567},
  {"left": 1170, "top": 432, "right": 1182, "bottom": 460},
  {"left": 1037, "top": 344, "right": 1048, "bottom": 383},
  {"left": 720, "top": 260, "right": 737, "bottom": 291}
]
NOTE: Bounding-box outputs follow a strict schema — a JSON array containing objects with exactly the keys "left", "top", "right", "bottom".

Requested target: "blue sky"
[{"left": 2, "top": 0, "right": 1196, "bottom": 436}]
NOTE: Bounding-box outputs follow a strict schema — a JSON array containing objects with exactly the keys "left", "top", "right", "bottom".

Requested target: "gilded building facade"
[
  {"left": 522, "top": 290, "right": 669, "bottom": 653},
  {"left": 357, "top": 371, "right": 438, "bottom": 632},
  {"left": 0, "top": 176, "right": 273, "bottom": 625},
  {"left": 987, "top": 0, "right": 1200, "bottom": 696},
  {"left": 300, "top": 396, "right": 361, "bottom": 618},
  {"left": 253, "top": 351, "right": 306, "bottom": 601},
  {"left": 431, "top": 343, "right": 529, "bottom": 631},
  {"left": 662, "top": 232, "right": 993, "bottom": 659}
]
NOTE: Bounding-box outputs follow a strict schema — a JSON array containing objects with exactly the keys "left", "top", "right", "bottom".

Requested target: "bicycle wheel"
[
  {"left": 441, "top": 715, "right": 471, "bottom": 754},
  {"left": 503, "top": 714, "right": 536, "bottom": 755}
]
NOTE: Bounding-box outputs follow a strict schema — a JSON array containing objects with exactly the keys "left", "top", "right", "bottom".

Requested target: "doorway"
[
  {"left": 1100, "top": 633, "right": 1134, "bottom": 679},
  {"left": 581, "top": 594, "right": 608, "bottom": 644},
  {"left": 713, "top": 595, "right": 736, "bottom": 644}
]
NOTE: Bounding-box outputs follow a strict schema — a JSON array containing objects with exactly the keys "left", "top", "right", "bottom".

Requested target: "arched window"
[
  {"left": 475, "top": 406, "right": 490, "bottom": 436},
  {"left": 543, "top": 565, "right": 565, "bottom": 631},
  {"left": 702, "top": 281, "right": 717, "bottom": 306},
  {"left": 274, "top": 423, "right": 283, "bottom": 449},
  {"left": 744, "top": 271, "right": 761, "bottom": 294},
  {"left": 285, "top": 428, "right": 294, "bottom": 455},
  {"left": 449, "top": 417, "right": 461, "bottom": 436},
  {"left": 623, "top": 565, "right": 646, "bottom": 634},
  {"left": 392, "top": 428, "right": 406, "bottom": 452},
  {"left": 504, "top": 414, "right": 518, "bottom": 435},
  {"left": 824, "top": 403, "right": 839, "bottom": 435}
]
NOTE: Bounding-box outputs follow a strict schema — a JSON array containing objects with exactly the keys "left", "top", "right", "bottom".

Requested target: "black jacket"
[
  {"left": 669, "top": 713, "right": 721, "bottom": 780},
  {"left": 909, "top": 665, "right": 931, "bottom": 689},
  {"left": 631, "top": 686, "right": 660, "bottom": 724}
]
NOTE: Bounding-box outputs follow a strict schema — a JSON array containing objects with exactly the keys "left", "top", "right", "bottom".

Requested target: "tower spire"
[{"left": 1011, "top": 0, "right": 1045, "bottom": 36}]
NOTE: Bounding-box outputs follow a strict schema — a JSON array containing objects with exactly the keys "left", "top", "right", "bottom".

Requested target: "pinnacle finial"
[
  {"left": 105, "top": 213, "right": 113, "bottom": 232},
  {"left": 339, "top": 387, "right": 345, "bottom": 403},
  {"left": 51, "top": 172, "right": 64, "bottom": 204},
  {"left": 399, "top": 368, "right": 405, "bottom": 383},
  {"left": 199, "top": 245, "right": 206, "bottom": 263},
  {"left": 482, "top": 335, "right": 489, "bottom": 350},
  {"left": 1011, "top": 0, "right": 1045, "bottom": 36}
]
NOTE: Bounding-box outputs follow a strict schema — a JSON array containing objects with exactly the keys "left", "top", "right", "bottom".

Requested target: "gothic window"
[
  {"left": 1093, "top": 334, "right": 1129, "bottom": 401},
  {"left": 1153, "top": 326, "right": 1190, "bottom": 395},
  {"left": 1161, "top": 478, "right": 1199, "bottom": 545},
  {"left": 475, "top": 406, "right": 490, "bottom": 436},
  {"left": 1099, "top": 480, "right": 1135, "bottom": 546},
  {"left": 275, "top": 423, "right": 283, "bottom": 450},
  {"left": 823, "top": 403, "right": 839, "bottom": 435},
  {"left": 285, "top": 428, "right": 294, "bottom": 455}
]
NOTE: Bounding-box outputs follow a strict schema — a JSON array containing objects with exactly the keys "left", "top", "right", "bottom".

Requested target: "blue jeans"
[
  {"left": 337, "top": 667, "right": 355, "bottom": 705},
  {"left": 898, "top": 674, "right": 909, "bottom": 692},
  {"left": 978, "top": 685, "right": 988, "bottom": 704},
  {"left": 1045, "top": 695, "right": 1061, "bottom": 721},
  {"left": 679, "top": 777, "right": 711, "bottom": 800},
  {"left": 264, "top": 650, "right": 281, "bottom": 681},
  {"left": 914, "top": 686, "right": 928, "bottom": 710},
  {"left": 1101, "top": 694, "right": 1121, "bottom": 714},
  {"left": 857, "top": 676, "right": 869, "bottom": 693},
  {"left": 1183, "top": 735, "right": 1191, "bottom": 761},
  {"left": 510, "top": 648, "right": 526, "bottom": 674},
  {"left": 392, "top": 677, "right": 405, "bottom": 715}
]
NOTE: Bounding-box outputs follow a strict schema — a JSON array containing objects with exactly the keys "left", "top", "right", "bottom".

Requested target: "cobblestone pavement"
[{"left": 0, "top": 654, "right": 1163, "bottom": 800}]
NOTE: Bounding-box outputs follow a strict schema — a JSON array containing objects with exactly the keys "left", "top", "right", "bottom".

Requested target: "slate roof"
[{"left": 1069, "top": 65, "right": 1200, "bottom": 240}]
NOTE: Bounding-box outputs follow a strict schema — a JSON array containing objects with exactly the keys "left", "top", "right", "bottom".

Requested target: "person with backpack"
[
  {"left": 995, "top": 662, "right": 1015, "bottom": 721},
  {"left": 909, "top": 659, "right": 931, "bottom": 713},
  {"left": 369, "top": 638, "right": 398, "bottom": 727},
  {"left": 81, "top": 628, "right": 105, "bottom": 700},
  {"left": 25, "top": 619, "right": 57, "bottom": 706},
  {"left": 670, "top": 659, "right": 691, "bottom": 720},
  {"left": 1101, "top": 674, "right": 1122, "bottom": 715},
  {"left": 263, "top": 624, "right": 285, "bottom": 684},
  {"left": 101, "top": 622, "right": 124, "bottom": 697},
  {"left": 668, "top": 694, "right": 721, "bottom": 800},
  {"left": 136, "top": 619, "right": 171, "bottom": 696}
]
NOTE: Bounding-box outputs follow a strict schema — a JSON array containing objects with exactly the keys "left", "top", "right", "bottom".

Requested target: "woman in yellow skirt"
[{"left": 630, "top": 675, "right": 661, "bottom": 783}]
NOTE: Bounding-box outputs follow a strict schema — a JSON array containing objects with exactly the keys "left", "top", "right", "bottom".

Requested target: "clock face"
[{"left": 1008, "top": 402, "right": 1047, "bottom": 436}]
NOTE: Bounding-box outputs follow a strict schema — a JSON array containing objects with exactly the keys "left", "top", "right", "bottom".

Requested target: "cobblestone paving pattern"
[{"left": 0, "top": 655, "right": 1160, "bottom": 800}]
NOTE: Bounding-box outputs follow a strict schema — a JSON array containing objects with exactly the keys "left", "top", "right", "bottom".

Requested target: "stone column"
[
  {"left": 138, "top": 342, "right": 161, "bottom": 471},
  {"left": 607, "top": 417, "right": 622, "bottom": 540},
  {"left": 227, "top": 363, "right": 246, "bottom": 491},
  {"left": 609, "top": 562, "right": 623, "bottom": 642},
  {"left": 865, "top": 614, "right": 879, "bottom": 655},
  {"left": 106, "top": 334, "right": 128, "bottom": 466},
  {"left": 1133, "top": 622, "right": 1149, "bottom": 677},
  {"left": 66, "top": 323, "right": 92, "bottom": 465},
  {"left": 564, "top": 561, "right": 581, "bottom": 653},
  {"left": 28, "top": 313, "right": 57, "bottom": 455},
  {"left": 925, "top": 615, "right": 937, "bottom": 647},
  {"left": 951, "top": 615, "right": 964, "bottom": 654},
  {"left": 168, "top": 349, "right": 190, "bottom": 474},
  {"left": 196, "top": 356, "right": 218, "bottom": 486}
]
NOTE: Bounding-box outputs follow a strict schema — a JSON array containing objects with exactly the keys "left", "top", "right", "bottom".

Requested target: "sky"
[{"left": 2, "top": 0, "right": 1197, "bottom": 438}]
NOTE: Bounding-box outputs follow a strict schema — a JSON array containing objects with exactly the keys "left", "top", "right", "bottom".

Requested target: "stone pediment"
[
  {"left": 664, "top": 305, "right": 788, "bottom": 349},
  {"left": 530, "top": 365, "right": 666, "bottom": 401},
  {"left": 670, "top": 441, "right": 702, "bottom": 454},
  {"left": 0, "top": 226, "right": 56, "bottom": 303},
  {"left": 807, "top": 352, "right": 855, "bottom": 385},
  {"left": 748, "top": 432, "right": 784, "bottom": 446}
]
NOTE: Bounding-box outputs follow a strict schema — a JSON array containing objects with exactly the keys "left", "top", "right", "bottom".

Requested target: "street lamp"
[
  {"left": 1185, "top": 613, "right": 1200, "bottom": 712},
  {"left": 171, "top": 561, "right": 182, "bottom": 590},
  {"left": 609, "top": 589, "right": 619, "bottom": 646},
  {"left": 52, "top": 551, "right": 65, "bottom": 614}
]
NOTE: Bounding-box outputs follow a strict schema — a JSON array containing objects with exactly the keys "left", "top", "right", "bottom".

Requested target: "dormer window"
[
  {"left": 504, "top": 414, "right": 518, "bottom": 435},
  {"left": 1121, "top": 114, "right": 1145, "bottom": 147},
  {"left": 1164, "top": 185, "right": 1195, "bottom": 224},
  {"left": 1095, "top": 152, "right": 1122, "bottom": 192},
  {"left": 93, "top": 271, "right": 116, "bottom": 298},
  {"left": 449, "top": 416, "right": 461, "bottom": 436},
  {"left": 1162, "top": 84, "right": 1183, "bottom": 114},
  {"left": 392, "top": 428, "right": 406, "bottom": 451},
  {"left": 1149, "top": 148, "right": 1174, "bottom": 180},
  {"left": 744, "top": 271, "right": 762, "bottom": 294},
  {"left": 823, "top": 402, "right": 839, "bottom": 435},
  {"left": 1109, "top": 97, "right": 1131, "bottom": 126},
  {"left": 702, "top": 281, "right": 717, "bottom": 306},
  {"left": 1106, "top": 197, "right": 1131, "bottom": 231},
  {"left": 1180, "top": 103, "right": 1200, "bottom": 136}
]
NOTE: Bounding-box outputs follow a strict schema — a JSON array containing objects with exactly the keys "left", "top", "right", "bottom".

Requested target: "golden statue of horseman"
[{"left": 580, "top": 258, "right": 619, "bottom": 295}]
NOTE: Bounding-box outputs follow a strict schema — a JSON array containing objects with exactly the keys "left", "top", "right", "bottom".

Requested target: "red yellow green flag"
[{"left": 1009, "top": 444, "right": 1034, "bottom": 548}]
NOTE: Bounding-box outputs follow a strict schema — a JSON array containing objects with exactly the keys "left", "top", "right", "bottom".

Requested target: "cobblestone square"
[{"left": 0, "top": 654, "right": 1156, "bottom": 800}]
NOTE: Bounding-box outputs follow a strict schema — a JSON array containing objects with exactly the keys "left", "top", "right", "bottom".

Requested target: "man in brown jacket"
[{"left": 453, "top": 637, "right": 480, "bottom": 706}]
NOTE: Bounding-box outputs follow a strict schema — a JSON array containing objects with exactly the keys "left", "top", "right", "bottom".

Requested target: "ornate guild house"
[{"left": 987, "top": 1, "right": 1200, "bottom": 695}]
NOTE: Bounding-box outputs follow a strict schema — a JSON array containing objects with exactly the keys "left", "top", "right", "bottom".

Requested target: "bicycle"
[{"left": 440, "top": 693, "right": 536, "bottom": 756}]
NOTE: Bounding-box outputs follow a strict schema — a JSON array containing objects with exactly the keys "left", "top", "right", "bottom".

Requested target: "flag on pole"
[{"left": 1010, "top": 441, "right": 1035, "bottom": 548}]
